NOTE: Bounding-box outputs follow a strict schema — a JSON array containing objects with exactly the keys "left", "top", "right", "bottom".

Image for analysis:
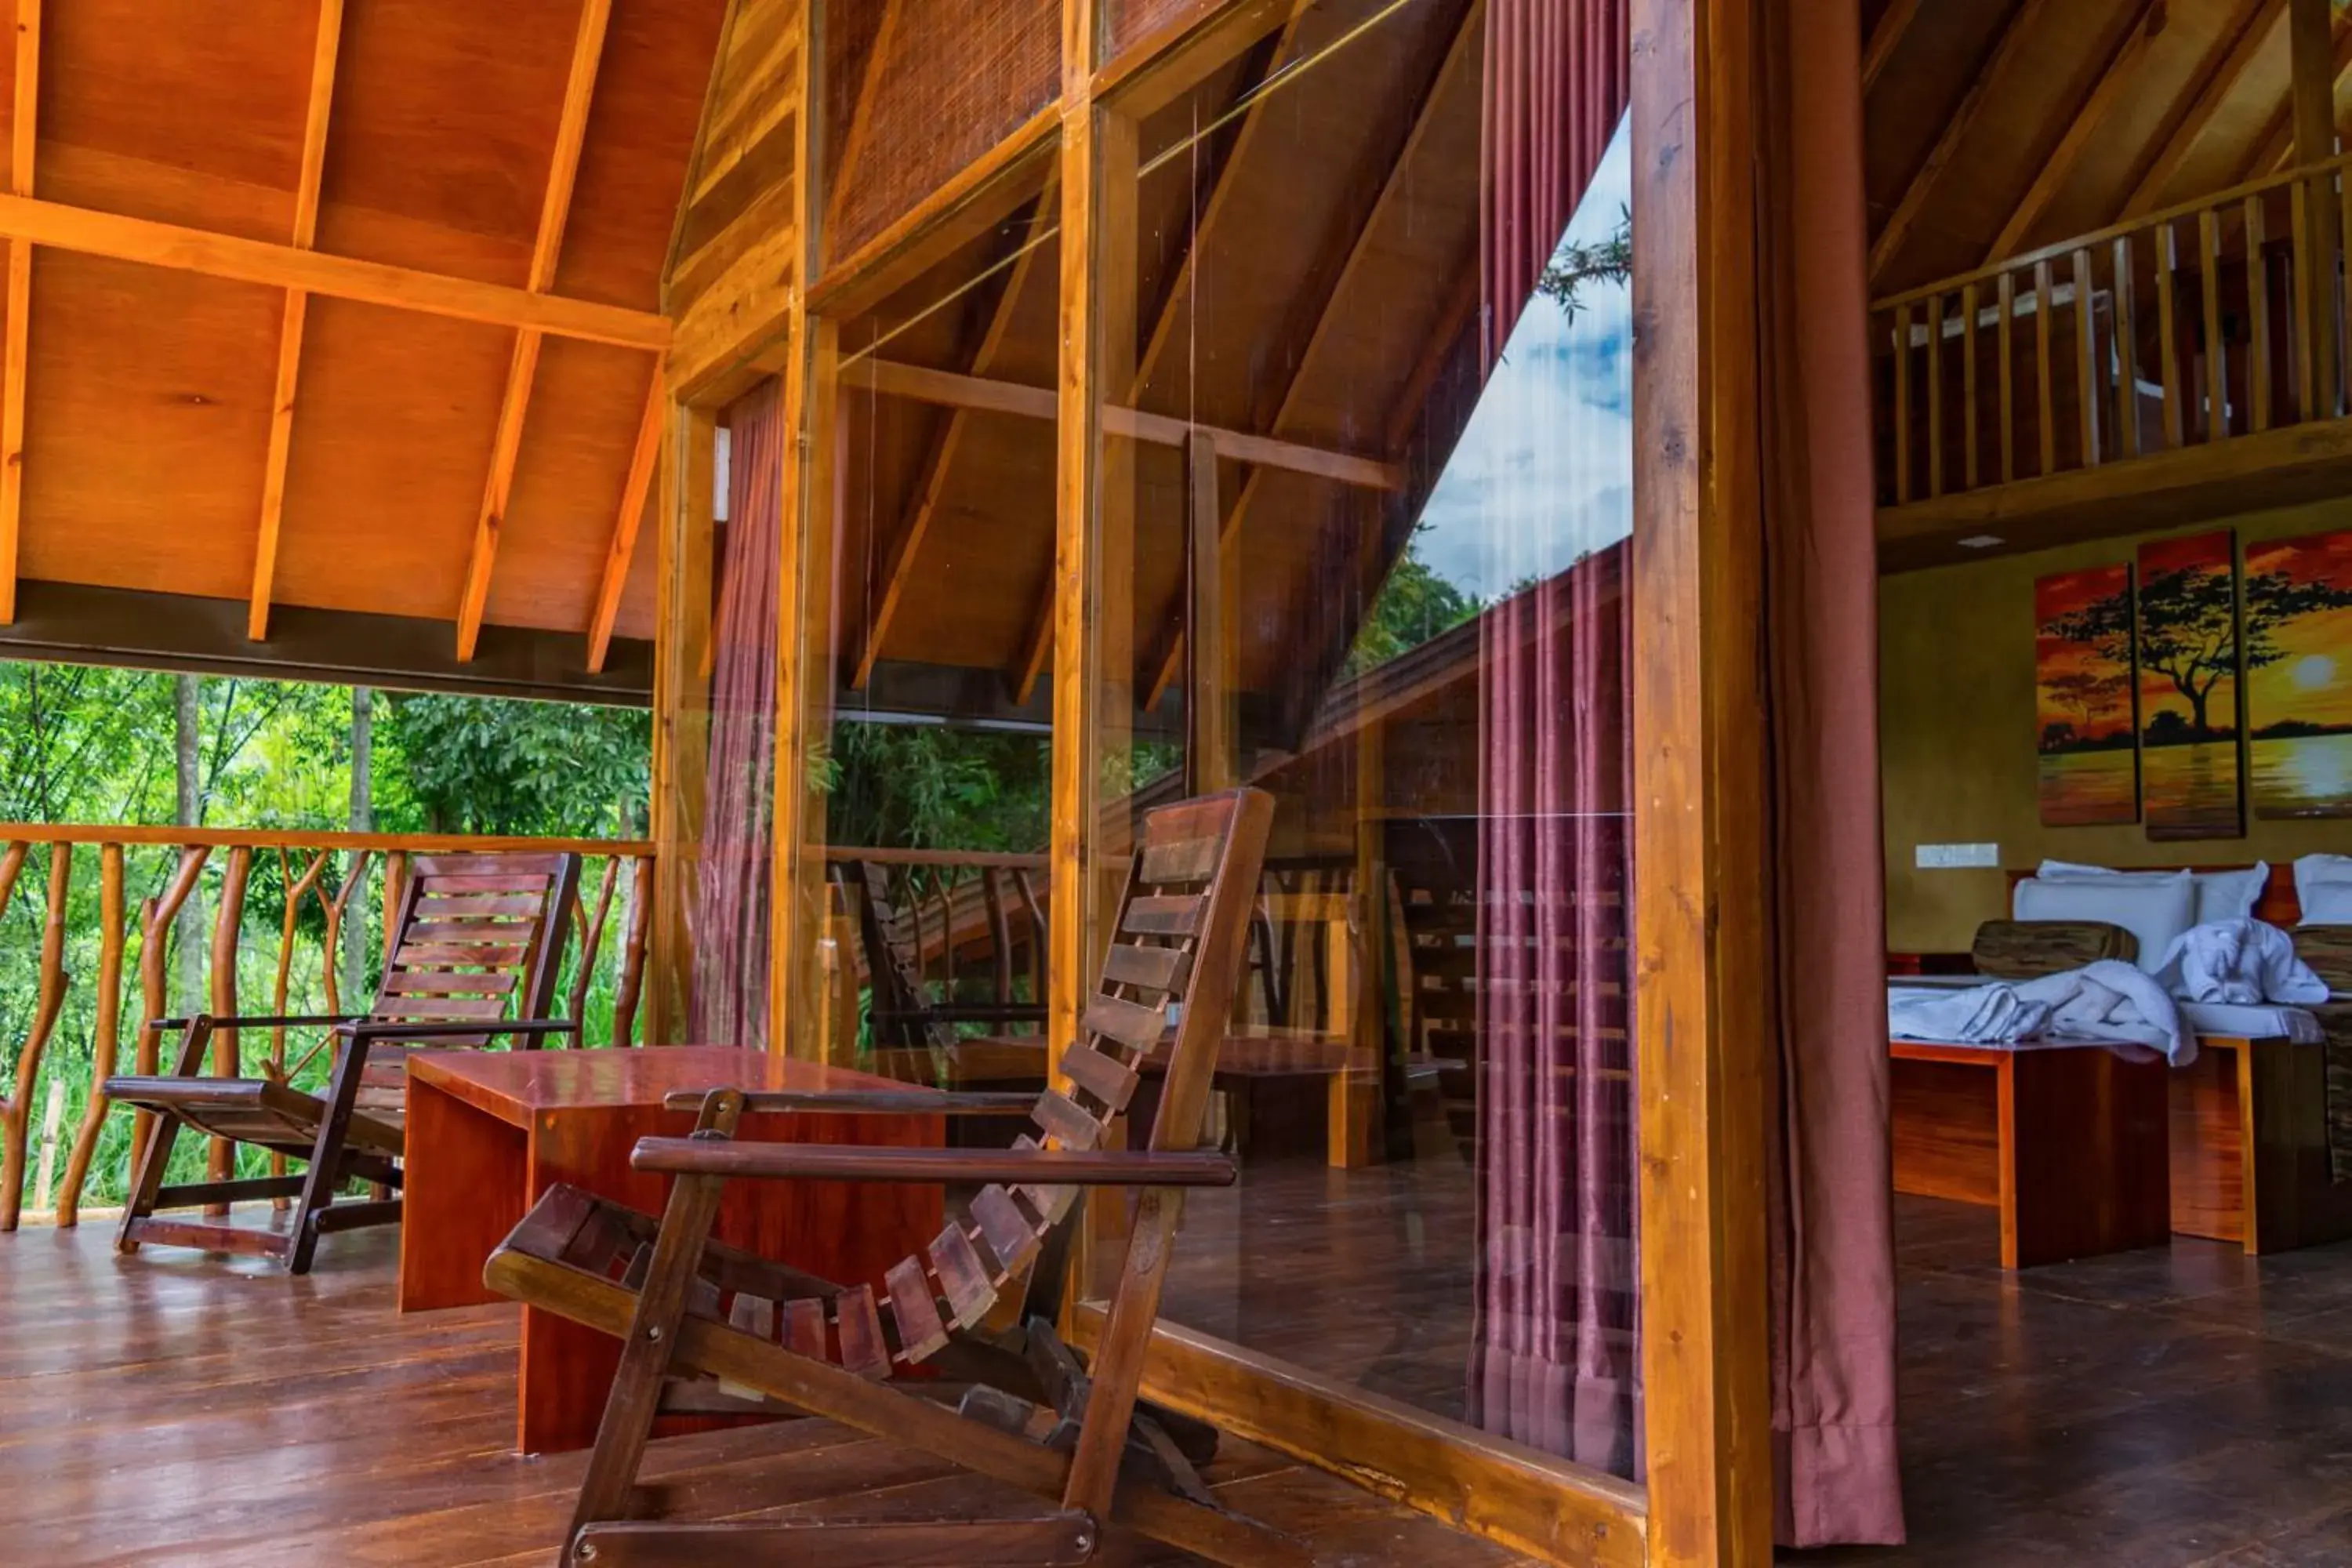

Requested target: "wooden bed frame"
[{"left": 1892, "top": 862, "right": 2352, "bottom": 1261}]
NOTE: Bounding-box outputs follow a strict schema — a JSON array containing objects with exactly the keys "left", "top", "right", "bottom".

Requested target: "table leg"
[
  {"left": 399, "top": 1075, "right": 527, "bottom": 1312},
  {"left": 2002, "top": 1047, "right": 2169, "bottom": 1269}
]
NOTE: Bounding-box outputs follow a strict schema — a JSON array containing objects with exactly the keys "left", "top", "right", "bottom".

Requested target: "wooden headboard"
[{"left": 2003, "top": 864, "right": 2300, "bottom": 925}]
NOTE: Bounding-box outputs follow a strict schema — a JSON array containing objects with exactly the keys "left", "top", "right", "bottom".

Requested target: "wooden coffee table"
[{"left": 399, "top": 1044, "right": 942, "bottom": 1453}]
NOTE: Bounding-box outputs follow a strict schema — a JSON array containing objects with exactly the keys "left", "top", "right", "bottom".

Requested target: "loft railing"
[
  {"left": 0, "top": 826, "right": 652, "bottom": 1229},
  {"left": 1871, "top": 151, "right": 2352, "bottom": 510}
]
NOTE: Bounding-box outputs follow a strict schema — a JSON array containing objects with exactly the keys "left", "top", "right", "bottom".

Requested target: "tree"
[
  {"left": 1347, "top": 524, "right": 1482, "bottom": 676},
  {"left": 1537, "top": 209, "right": 1631, "bottom": 323},
  {"left": 2244, "top": 567, "right": 2352, "bottom": 673},
  {"left": 376, "top": 694, "right": 649, "bottom": 837},
  {"left": 2133, "top": 564, "right": 2238, "bottom": 738},
  {"left": 2040, "top": 667, "right": 2129, "bottom": 752}
]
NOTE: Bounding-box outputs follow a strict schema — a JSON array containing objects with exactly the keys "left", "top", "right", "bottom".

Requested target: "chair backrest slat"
[{"left": 371, "top": 851, "right": 583, "bottom": 1041}]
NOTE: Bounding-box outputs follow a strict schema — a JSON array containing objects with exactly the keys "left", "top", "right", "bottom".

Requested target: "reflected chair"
[
  {"left": 104, "top": 851, "right": 583, "bottom": 1273},
  {"left": 484, "top": 789, "right": 1305, "bottom": 1567}
]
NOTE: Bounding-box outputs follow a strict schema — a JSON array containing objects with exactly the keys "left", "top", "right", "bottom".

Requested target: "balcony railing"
[
  {"left": 1872, "top": 151, "right": 2352, "bottom": 511},
  {"left": 0, "top": 826, "right": 652, "bottom": 1229}
]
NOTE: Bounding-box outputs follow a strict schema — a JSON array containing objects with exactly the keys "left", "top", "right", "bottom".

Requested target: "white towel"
[
  {"left": 1887, "top": 982, "right": 2050, "bottom": 1045},
  {"left": 2152, "top": 920, "right": 2329, "bottom": 1007},
  {"left": 2012, "top": 959, "right": 2194, "bottom": 1067}
]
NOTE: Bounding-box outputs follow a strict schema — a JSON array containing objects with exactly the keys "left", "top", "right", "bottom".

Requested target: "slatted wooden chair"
[
  {"left": 484, "top": 789, "right": 1306, "bottom": 1567},
  {"left": 104, "top": 851, "right": 583, "bottom": 1274}
]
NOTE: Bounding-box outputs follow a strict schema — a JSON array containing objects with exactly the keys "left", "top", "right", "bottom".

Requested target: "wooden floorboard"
[{"left": 0, "top": 1218, "right": 1536, "bottom": 1567}]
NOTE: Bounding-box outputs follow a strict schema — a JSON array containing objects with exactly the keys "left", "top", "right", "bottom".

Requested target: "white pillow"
[
  {"left": 2300, "top": 880, "right": 2352, "bottom": 926},
  {"left": 2034, "top": 859, "right": 2269, "bottom": 927},
  {"left": 2295, "top": 855, "right": 2352, "bottom": 924},
  {"left": 2013, "top": 872, "right": 2196, "bottom": 972}
]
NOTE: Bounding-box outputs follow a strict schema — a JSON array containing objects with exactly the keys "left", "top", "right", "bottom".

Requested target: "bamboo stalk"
[
  {"left": 2, "top": 844, "right": 72, "bottom": 1229},
  {"left": 53, "top": 841, "right": 123, "bottom": 1226}
]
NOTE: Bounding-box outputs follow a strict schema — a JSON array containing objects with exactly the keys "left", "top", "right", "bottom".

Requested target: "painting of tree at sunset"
[
  {"left": 2035, "top": 564, "right": 2139, "bottom": 826},
  {"left": 2137, "top": 531, "right": 2242, "bottom": 840},
  {"left": 2246, "top": 529, "right": 2352, "bottom": 818}
]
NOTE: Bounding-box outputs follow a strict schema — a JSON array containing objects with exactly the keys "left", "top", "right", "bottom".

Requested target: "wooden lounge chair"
[
  {"left": 104, "top": 850, "right": 583, "bottom": 1273},
  {"left": 484, "top": 789, "right": 1308, "bottom": 1567}
]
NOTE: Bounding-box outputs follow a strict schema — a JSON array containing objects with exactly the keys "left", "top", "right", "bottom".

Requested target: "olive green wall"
[{"left": 1880, "top": 498, "right": 2352, "bottom": 953}]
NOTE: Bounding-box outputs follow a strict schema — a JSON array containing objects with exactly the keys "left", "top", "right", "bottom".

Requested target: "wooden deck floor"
[{"left": 0, "top": 1218, "right": 1538, "bottom": 1567}]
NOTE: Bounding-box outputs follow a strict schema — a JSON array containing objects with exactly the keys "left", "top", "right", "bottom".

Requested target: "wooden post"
[
  {"left": 2247, "top": 198, "right": 2273, "bottom": 434},
  {"left": 1924, "top": 291, "right": 1943, "bottom": 496},
  {"left": 1183, "top": 427, "right": 1234, "bottom": 792},
  {"left": 1961, "top": 280, "right": 1980, "bottom": 488},
  {"left": 2034, "top": 258, "right": 2057, "bottom": 474},
  {"left": 54, "top": 840, "right": 123, "bottom": 1225},
  {"left": 2290, "top": 0, "right": 2337, "bottom": 416},
  {"left": 1997, "top": 269, "right": 2016, "bottom": 479},
  {"left": 2113, "top": 237, "right": 2143, "bottom": 453},
  {"left": 649, "top": 405, "right": 714, "bottom": 1044},
  {"left": 613, "top": 854, "right": 653, "bottom": 1044},
  {"left": 205, "top": 843, "right": 253, "bottom": 1201},
  {"left": 129, "top": 846, "right": 208, "bottom": 1180},
  {"left": 1630, "top": 0, "right": 1773, "bottom": 1561},
  {"left": 2200, "top": 208, "right": 2227, "bottom": 441},
  {"left": 0, "top": 842, "right": 69, "bottom": 1229},
  {"left": 2074, "top": 247, "right": 2101, "bottom": 463},
  {"left": 569, "top": 855, "right": 622, "bottom": 1032}
]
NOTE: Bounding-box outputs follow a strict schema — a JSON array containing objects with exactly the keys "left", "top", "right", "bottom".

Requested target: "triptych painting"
[{"left": 2036, "top": 525, "right": 2352, "bottom": 837}]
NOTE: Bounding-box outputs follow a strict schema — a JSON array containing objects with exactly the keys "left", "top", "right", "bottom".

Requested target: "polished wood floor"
[
  {"left": 0, "top": 1217, "right": 1537, "bottom": 1567},
  {"left": 1801, "top": 1195, "right": 2352, "bottom": 1567}
]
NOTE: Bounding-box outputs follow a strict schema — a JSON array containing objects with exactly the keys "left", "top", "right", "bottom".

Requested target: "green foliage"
[
  {"left": 378, "top": 694, "right": 649, "bottom": 837},
  {"left": 1345, "top": 524, "right": 1483, "bottom": 677},
  {"left": 815, "top": 720, "right": 1047, "bottom": 851},
  {"left": 1536, "top": 208, "right": 1632, "bottom": 324}
]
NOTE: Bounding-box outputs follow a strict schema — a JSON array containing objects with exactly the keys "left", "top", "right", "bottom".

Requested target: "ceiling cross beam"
[
  {"left": 245, "top": 0, "right": 346, "bottom": 643},
  {"left": 1984, "top": 0, "right": 2165, "bottom": 265},
  {"left": 2121, "top": 0, "right": 2282, "bottom": 220},
  {"left": 583, "top": 368, "right": 666, "bottom": 673},
  {"left": 1142, "top": 0, "right": 1483, "bottom": 710},
  {"left": 0, "top": 0, "right": 40, "bottom": 625},
  {"left": 454, "top": 0, "right": 616, "bottom": 662},
  {"left": 1861, "top": 0, "right": 1922, "bottom": 96},
  {"left": 1870, "top": 0, "right": 2062, "bottom": 287}
]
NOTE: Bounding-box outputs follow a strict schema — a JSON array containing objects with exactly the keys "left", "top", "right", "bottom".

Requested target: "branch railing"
[
  {"left": 1873, "top": 151, "right": 2352, "bottom": 509},
  {"left": 0, "top": 826, "right": 653, "bottom": 1229}
]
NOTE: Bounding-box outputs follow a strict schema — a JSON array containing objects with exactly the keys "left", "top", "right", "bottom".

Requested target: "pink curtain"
[
  {"left": 1468, "top": 551, "right": 1637, "bottom": 1478},
  {"left": 1758, "top": 2, "right": 1904, "bottom": 1546},
  {"left": 691, "top": 379, "right": 784, "bottom": 1048}
]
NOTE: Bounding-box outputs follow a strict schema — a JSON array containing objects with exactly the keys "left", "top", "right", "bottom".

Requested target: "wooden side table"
[{"left": 401, "top": 1044, "right": 942, "bottom": 1453}]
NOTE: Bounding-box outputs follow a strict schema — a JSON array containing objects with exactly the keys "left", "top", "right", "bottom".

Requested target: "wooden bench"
[{"left": 1889, "top": 1038, "right": 2172, "bottom": 1269}]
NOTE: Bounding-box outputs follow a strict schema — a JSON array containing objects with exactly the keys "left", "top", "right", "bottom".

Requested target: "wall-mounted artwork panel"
[
  {"left": 2138, "top": 529, "right": 2243, "bottom": 841},
  {"left": 2034, "top": 564, "right": 2139, "bottom": 827},
  {"left": 2247, "top": 529, "right": 2352, "bottom": 819}
]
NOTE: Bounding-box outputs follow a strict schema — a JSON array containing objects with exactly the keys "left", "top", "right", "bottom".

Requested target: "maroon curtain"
[
  {"left": 1468, "top": 551, "right": 1637, "bottom": 1478},
  {"left": 691, "top": 379, "right": 784, "bottom": 1049},
  {"left": 1759, "top": 2, "right": 1904, "bottom": 1547}
]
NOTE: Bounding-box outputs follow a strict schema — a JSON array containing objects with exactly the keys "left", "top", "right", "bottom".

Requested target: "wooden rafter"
[
  {"left": 1871, "top": 0, "right": 2059, "bottom": 285},
  {"left": 2246, "top": 5, "right": 2352, "bottom": 174},
  {"left": 454, "top": 0, "right": 615, "bottom": 662},
  {"left": 0, "top": 0, "right": 39, "bottom": 626},
  {"left": 2120, "top": 0, "right": 2282, "bottom": 220},
  {"left": 1861, "top": 0, "right": 1921, "bottom": 96},
  {"left": 1011, "top": 9, "right": 1309, "bottom": 702},
  {"left": 1144, "top": 0, "right": 1482, "bottom": 710},
  {"left": 0, "top": 194, "right": 666, "bottom": 347},
  {"left": 585, "top": 369, "right": 666, "bottom": 673},
  {"left": 1984, "top": 0, "right": 2162, "bottom": 264},
  {"left": 848, "top": 187, "right": 1053, "bottom": 690},
  {"left": 246, "top": 0, "right": 346, "bottom": 643}
]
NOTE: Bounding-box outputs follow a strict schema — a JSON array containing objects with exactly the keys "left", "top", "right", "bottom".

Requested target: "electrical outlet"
[{"left": 1915, "top": 843, "right": 2000, "bottom": 869}]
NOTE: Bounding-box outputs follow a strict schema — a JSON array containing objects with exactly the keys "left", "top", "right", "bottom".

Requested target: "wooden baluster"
[
  {"left": 1013, "top": 867, "right": 1045, "bottom": 1022},
  {"left": 570, "top": 855, "right": 622, "bottom": 1035},
  {"left": 128, "top": 846, "right": 209, "bottom": 1180},
  {"left": 1926, "top": 291, "right": 1944, "bottom": 497},
  {"left": 2034, "top": 259, "right": 2057, "bottom": 476},
  {"left": 1998, "top": 270, "right": 2016, "bottom": 481},
  {"left": 2249, "top": 194, "right": 2274, "bottom": 434},
  {"left": 2201, "top": 207, "right": 2227, "bottom": 441},
  {"left": 2158, "top": 220, "right": 2185, "bottom": 448},
  {"left": 1, "top": 844, "right": 71, "bottom": 1230},
  {"left": 263, "top": 848, "right": 333, "bottom": 1205},
  {"left": 2073, "top": 248, "right": 2101, "bottom": 467},
  {"left": 2337, "top": 165, "right": 2352, "bottom": 419},
  {"left": 321, "top": 848, "right": 372, "bottom": 1018},
  {"left": 983, "top": 868, "right": 1014, "bottom": 1022},
  {"left": 1892, "top": 303, "right": 1911, "bottom": 503},
  {"left": 930, "top": 870, "right": 955, "bottom": 1000},
  {"left": 612, "top": 855, "right": 653, "bottom": 1046},
  {"left": 203, "top": 844, "right": 253, "bottom": 1204},
  {"left": 1962, "top": 281, "right": 1980, "bottom": 489},
  {"left": 0, "top": 841, "right": 25, "bottom": 924},
  {"left": 379, "top": 848, "right": 407, "bottom": 971},
  {"left": 2113, "top": 235, "right": 2142, "bottom": 456},
  {"left": 2292, "top": 180, "right": 2315, "bottom": 419},
  {"left": 54, "top": 842, "right": 124, "bottom": 1227}
]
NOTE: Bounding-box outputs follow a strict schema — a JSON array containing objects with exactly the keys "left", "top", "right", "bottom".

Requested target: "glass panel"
[
  {"left": 819, "top": 0, "right": 1060, "bottom": 269},
  {"left": 1086, "top": 0, "right": 1642, "bottom": 1479},
  {"left": 782, "top": 167, "right": 1062, "bottom": 1085}
]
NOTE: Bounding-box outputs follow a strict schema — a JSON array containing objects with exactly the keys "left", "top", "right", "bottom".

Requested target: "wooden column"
[
  {"left": 1630, "top": 0, "right": 1773, "bottom": 1563},
  {"left": 2291, "top": 0, "right": 2338, "bottom": 416},
  {"left": 1182, "top": 428, "right": 1234, "bottom": 792},
  {"left": 648, "top": 405, "right": 715, "bottom": 1044}
]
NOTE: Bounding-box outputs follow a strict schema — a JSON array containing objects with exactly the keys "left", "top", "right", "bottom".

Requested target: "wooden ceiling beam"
[
  {"left": 1861, "top": 0, "right": 1921, "bottom": 96},
  {"left": 455, "top": 0, "right": 615, "bottom": 662},
  {"left": 246, "top": 0, "right": 345, "bottom": 644},
  {"left": 1142, "top": 0, "right": 1483, "bottom": 710},
  {"left": 2120, "top": 0, "right": 2281, "bottom": 220},
  {"left": 1871, "top": 0, "right": 2060, "bottom": 287},
  {"left": 848, "top": 188, "right": 1053, "bottom": 691},
  {"left": 823, "top": 0, "right": 904, "bottom": 245},
  {"left": 2243, "top": 11, "right": 2352, "bottom": 174},
  {"left": 0, "top": 0, "right": 40, "bottom": 626},
  {"left": 0, "top": 193, "right": 667, "bottom": 347},
  {"left": 1984, "top": 0, "right": 2164, "bottom": 264},
  {"left": 584, "top": 367, "right": 666, "bottom": 673}
]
